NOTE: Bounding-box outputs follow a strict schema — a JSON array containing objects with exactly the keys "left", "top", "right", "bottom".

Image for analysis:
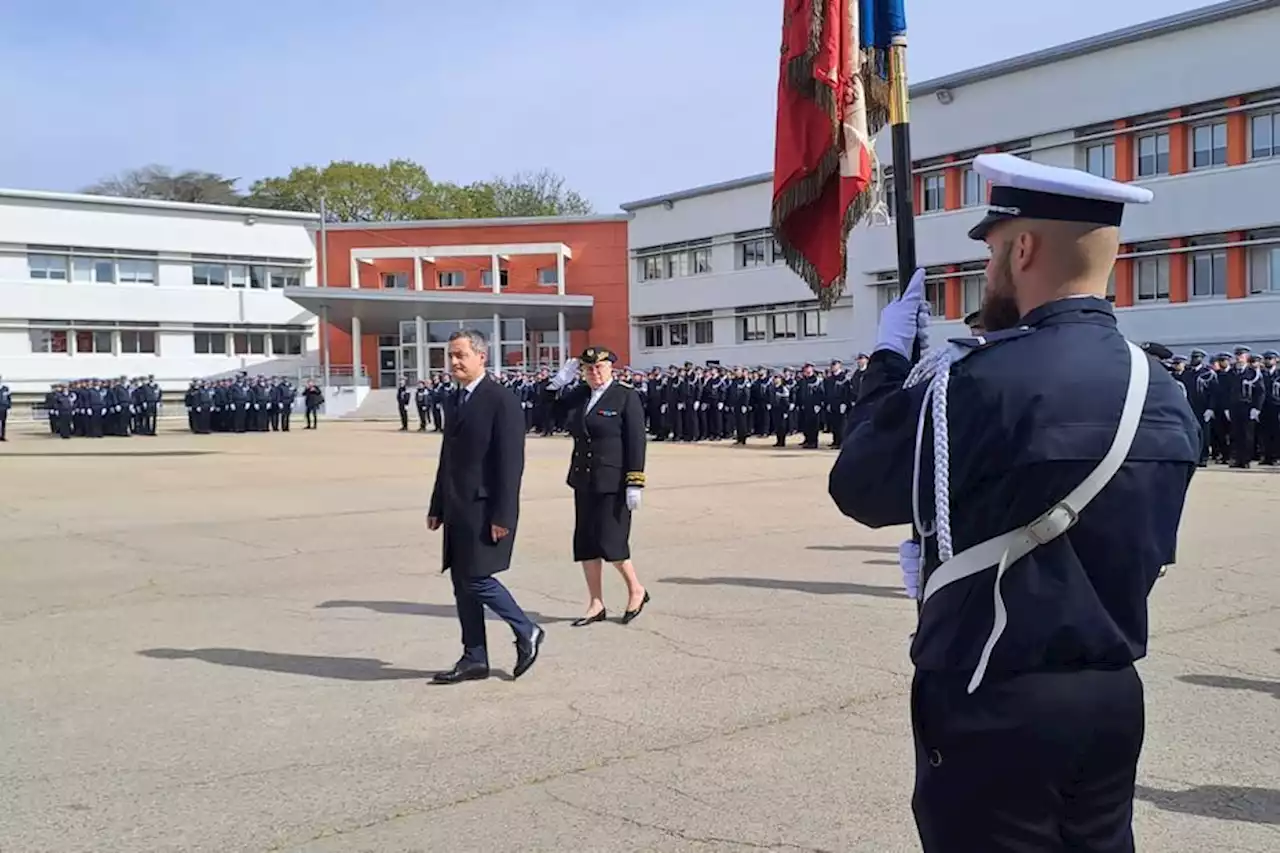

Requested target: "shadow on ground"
[
  {"left": 660, "top": 576, "right": 906, "bottom": 598},
  {"left": 1136, "top": 784, "right": 1280, "bottom": 825},
  {"left": 1177, "top": 673, "right": 1280, "bottom": 699},
  {"left": 137, "top": 647, "right": 447, "bottom": 680},
  {"left": 805, "top": 544, "right": 899, "bottom": 554},
  {"left": 316, "top": 600, "right": 576, "bottom": 624},
  {"left": 3, "top": 450, "right": 219, "bottom": 458}
]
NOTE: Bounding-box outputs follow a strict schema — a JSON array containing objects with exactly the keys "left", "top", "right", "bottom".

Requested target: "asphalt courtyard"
[{"left": 0, "top": 420, "right": 1276, "bottom": 853}]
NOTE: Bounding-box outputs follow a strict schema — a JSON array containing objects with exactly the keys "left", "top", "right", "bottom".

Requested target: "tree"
[
  {"left": 83, "top": 165, "right": 243, "bottom": 205},
  {"left": 245, "top": 159, "right": 593, "bottom": 222},
  {"left": 469, "top": 169, "right": 593, "bottom": 218}
]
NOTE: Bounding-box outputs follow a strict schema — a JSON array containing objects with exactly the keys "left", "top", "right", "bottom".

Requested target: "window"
[
  {"left": 1135, "top": 256, "right": 1170, "bottom": 302},
  {"left": 884, "top": 173, "right": 896, "bottom": 217},
  {"left": 879, "top": 284, "right": 902, "bottom": 311},
  {"left": 29, "top": 329, "right": 69, "bottom": 353},
  {"left": 480, "top": 269, "right": 510, "bottom": 288},
  {"left": 694, "top": 319, "right": 714, "bottom": 344},
  {"left": 267, "top": 267, "right": 300, "bottom": 288},
  {"left": 689, "top": 245, "right": 712, "bottom": 275},
  {"left": 802, "top": 309, "right": 827, "bottom": 338},
  {"left": 118, "top": 259, "right": 156, "bottom": 284},
  {"left": 639, "top": 255, "right": 663, "bottom": 281},
  {"left": 438, "top": 270, "right": 464, "bottom": 288},
  {"left": 739, "top": 315, "right": 767, "bottom": 342},
  {"left": 75, "top": 330, "right": 114, "bottom": 354},
  {"left": 249, "top": 266, "right": 266, "bottom": 289},
  {"left": 1249, "top": 245, "right": 1280, "bottom": 294},
  {"left": 664, "top": 252, "right": 687, "bottom": 278},
  {"left": 1250, "top": 111, "right": 1278, "bottom": 160},
  {"left": 28, "top": 254, "right": 68, "bottom": 280},
  {"left": 962, "top": 275, "right": 984, "bottom": 314},
  {"left": 233, "top": 332, "right": 267, "bottom": 355},
  {"left": 669, "top": 322, "right": 689, "bottom": 346},
  {"left": 642, "top": 325, "right": 664, "bottom": 348},
  {"left": 226, "top": 265, "right": 247, "bottom": 288},
  {"left": 120, "top": 330, "right": 157, "bottom": 354},
  {"left": 1137, "top": 132, "right": 1170, "bottom": 177},
  {"left": 272, "top": 332, "right": 305, "bottom": 355},
  {"left": 961, "top": 168, "right": 984, "bottom": 207},
  {"left": 739, "top": 237, "right": 767, "bottom": 267},
  {"left": 193, "top": 263, "right": 226, "bottom": 287},
  {"left": 770, "top": 312, "right": 797, "bottom": 340},
  {"left": 925, "top": 281, "right": 945, "bottom": 317},
  {"left": 1085, "top": 143, "right": 1116, "bottom": 179},
  {"left": 922, "top": 174, "right": 944, "bottom": 212},
  {"left": 381, "top": 272, "right": 408, "bottom": 289},
  {"left": 1191, "top": 122, "right": 1228, "bottom": 169},
  {"left": 1189, "top": 250, "right": 1227, "bottom": 298},
  {"left": 194, "top": 331, "right": 228, "bottom": 355},
  {"left": 536, "top": 267, "right": 558, "bottom": 285},
  {"left": 71, "top": 257, "right": 116, "bottom": 284}
]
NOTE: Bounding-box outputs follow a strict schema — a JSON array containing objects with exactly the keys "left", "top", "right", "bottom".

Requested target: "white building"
[
  {"left": 624, "top": 0, "right": 1280, "bottom": 368},
  {"left": 0, "top": 189, "right": 320, "bottom": 396}
]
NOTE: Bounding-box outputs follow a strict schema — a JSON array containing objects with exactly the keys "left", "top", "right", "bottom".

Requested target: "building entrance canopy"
[{"left": 281, "top": 287, "right": 593, "bottom": 336}]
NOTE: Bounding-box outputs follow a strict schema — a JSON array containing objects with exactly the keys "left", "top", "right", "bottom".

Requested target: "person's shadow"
[
  {"left": 1136, "top": 783, "right": 1280, "bottom": 825},
  {"left": 660, "top": 576, "right": 907, "bottom": 599},
  {"left": 316, "top": 600, "right": 576, "bottom": 625},
  {"left": 138, "top": 647, "right": 508, "bottom": 681}
]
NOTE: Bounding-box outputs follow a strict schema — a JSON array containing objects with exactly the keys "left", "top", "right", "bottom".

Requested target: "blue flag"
[{"left": 860, "top": 0, "right": 907, "bottom": 50}]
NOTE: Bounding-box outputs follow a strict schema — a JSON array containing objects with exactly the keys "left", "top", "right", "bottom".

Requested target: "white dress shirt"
[{"left": 586, "top": 378, "right": 612, "bottom": 413}]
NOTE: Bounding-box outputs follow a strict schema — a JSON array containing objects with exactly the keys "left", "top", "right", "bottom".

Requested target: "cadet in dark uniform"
[
  {"left": 302, "top": 381, "right": 324, "bottom": 428},
  {"left": 395, "top": 379, "right": 411, "bottom": 431},
  {"left": 414, "top": 380, "right": 431, "bottom": 431},
  {"left": 829, "top": 154, "right": 1200, "bottom": 853},
  {"left": 546, "top": 347, "right": 650, "bottom": 626},
  {"left": 0, "top": 376, "right": 10, "bottom": 441}
]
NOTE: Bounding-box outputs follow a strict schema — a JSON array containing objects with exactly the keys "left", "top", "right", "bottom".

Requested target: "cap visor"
[{"left": 967, "top": 212, "right": 1013, "bottom": 241}]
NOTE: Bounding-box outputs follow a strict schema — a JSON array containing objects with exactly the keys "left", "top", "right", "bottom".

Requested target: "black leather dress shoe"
[
  {"left": 621, "top": 591, "right": 650, "bottom": 625},
  {"left": 431, "top": 662, "right": 490, "bottom": 684},
  {"left": 571, "top": 609, "right": 607, "bottom": 627},
  {"left": 513, "top": 626, "right": 545, "bottom": 679}
]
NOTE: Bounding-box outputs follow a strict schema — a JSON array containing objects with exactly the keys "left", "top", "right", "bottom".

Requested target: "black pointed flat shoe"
[
  {"left": 571, "top": 609, "right": 608, "bottom": 627},
  {"left": 621, "top": 591, "right": 650, "bottom": 625}
]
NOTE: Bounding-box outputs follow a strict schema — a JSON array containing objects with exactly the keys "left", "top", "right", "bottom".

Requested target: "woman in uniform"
[{"left": 547, "top": 346, "right": 650, "bottom": 626}]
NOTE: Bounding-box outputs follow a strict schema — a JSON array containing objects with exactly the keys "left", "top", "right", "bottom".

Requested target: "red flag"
[{"left": 772, "top": 0, "right": 887, "bottom": 309}]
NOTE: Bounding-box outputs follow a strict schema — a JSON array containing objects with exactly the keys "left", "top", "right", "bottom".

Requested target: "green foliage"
[{"left": 83, "top": 160, "right": 594, "bottom": 223}]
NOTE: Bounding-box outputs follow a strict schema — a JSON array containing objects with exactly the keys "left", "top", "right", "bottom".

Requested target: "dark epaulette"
[{"left": 948, "top": 325, "right": 1035, "bottom": 351}]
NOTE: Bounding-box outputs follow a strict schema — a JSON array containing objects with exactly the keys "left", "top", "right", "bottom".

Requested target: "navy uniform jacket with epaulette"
[
  {"left": 554, "top": 380, "right": 647, "bottom": 493},
  {"left": 829, "top": 297, "right": 1200, "bottom": 680}
]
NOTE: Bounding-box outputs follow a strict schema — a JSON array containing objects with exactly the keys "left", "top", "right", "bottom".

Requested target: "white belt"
[{"left": 921, "top": 341, "right": 1150, "bottom": 694}]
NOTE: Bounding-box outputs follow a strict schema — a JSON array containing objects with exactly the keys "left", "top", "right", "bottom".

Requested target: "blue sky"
[{"left": 0, "top": 0, "right": 1209, "bottom": 211}]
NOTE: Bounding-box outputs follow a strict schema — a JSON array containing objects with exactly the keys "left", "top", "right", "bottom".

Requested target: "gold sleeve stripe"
[{"left": 625, "top": 471, "right": 646, "bottom": 487}]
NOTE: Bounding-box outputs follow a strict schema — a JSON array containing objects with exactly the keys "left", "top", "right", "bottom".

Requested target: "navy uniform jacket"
[
  {"left": 830, "top": 298, "right": 1200, "bottom": 680},
  {"left": 554, "top": 380, "right": 646, "bottom": 493}
]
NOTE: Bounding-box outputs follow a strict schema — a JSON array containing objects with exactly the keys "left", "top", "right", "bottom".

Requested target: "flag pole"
[{"left": 887, "top": 34, "right": 920, "bottom": 362}]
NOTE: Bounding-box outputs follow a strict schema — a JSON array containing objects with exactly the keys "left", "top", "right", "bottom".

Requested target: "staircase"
[{"left": 340, "top": 388, "right": 402, "bottom": 420}]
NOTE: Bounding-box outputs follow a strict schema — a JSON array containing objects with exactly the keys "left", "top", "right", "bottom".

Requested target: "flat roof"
[
  {"left": 619, "top": 0, "right": 1271, "bottom": 211},
  {"left": 282, "top": 286, "right": 594, "bottom": 334},
  {"left": 324, "top": 213, "right": 629, "bottom": 231},
  {"left": 0, "top": 187, "right": 321, "bottom": 222}
]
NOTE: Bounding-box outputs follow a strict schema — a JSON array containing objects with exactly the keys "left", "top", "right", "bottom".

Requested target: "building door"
[
  {"left": 378, "top": 347, "right": 399, "bottom": 388},
  {"left": 534, "top": 344, "right": 559, "bottom": 370},
  {"left": 428, "top": 344, "right": 448, "bottom": 380},
  {"left": 400, "top": 345, "right": 418, "bottom": 385}
]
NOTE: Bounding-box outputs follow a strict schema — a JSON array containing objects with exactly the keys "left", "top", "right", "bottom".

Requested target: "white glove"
[
  {"left": 1203, "top": 410, "right": 1213, "bottom": 423},
  {"left": 549, "top": 358, "right": 580, "bottom": 390},
  {"left": 1250, "top": 408, "right": 1260, "bottom": 422},
  {"left": 839, "top": 404, "right": 847, "bottom": 414},
  {"left": 899, "top": 540, "right": 921, "bottom": 599},
  {"left": 875, "top": 267, "right": 930, "bottom": 359},
  {"left": 1225, "top": 410, "right": 1232, "bottom": 422},
  {"left": 625, "top": 487, "right": 642, "bottom": 511},
  {"left": 901, "top": 537, "right": 921, "bottom": 596}
]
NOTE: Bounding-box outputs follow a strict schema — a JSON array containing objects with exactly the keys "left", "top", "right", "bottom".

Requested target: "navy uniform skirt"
[{"left": 572, "top": 488, "right": 632, "bottom": 562}]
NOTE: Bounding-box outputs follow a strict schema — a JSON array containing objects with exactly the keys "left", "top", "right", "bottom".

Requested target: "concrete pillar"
[
  {"left": 351, "top": 315, "right": 362, "bottom": 383},
  {"left": 413, "top": 254, "right": 423, "bottom": 291},
  {"left": 557, "top": 311, "right": 566, "bottom": 365},
  {"left": 491, "top": 254, "right": 501, "bottom": 294},
  {"left": 556, "top": 247, "right": 566, "bottom": 296},
  {"left": 492, "top": 312, "right": 501, "bottom": 371},
  {"left": 349, "top": 256, "right": 359, "bottom": 289},
  {"left": 415, "top": 315, "right": 427, "bottom": 378}
]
